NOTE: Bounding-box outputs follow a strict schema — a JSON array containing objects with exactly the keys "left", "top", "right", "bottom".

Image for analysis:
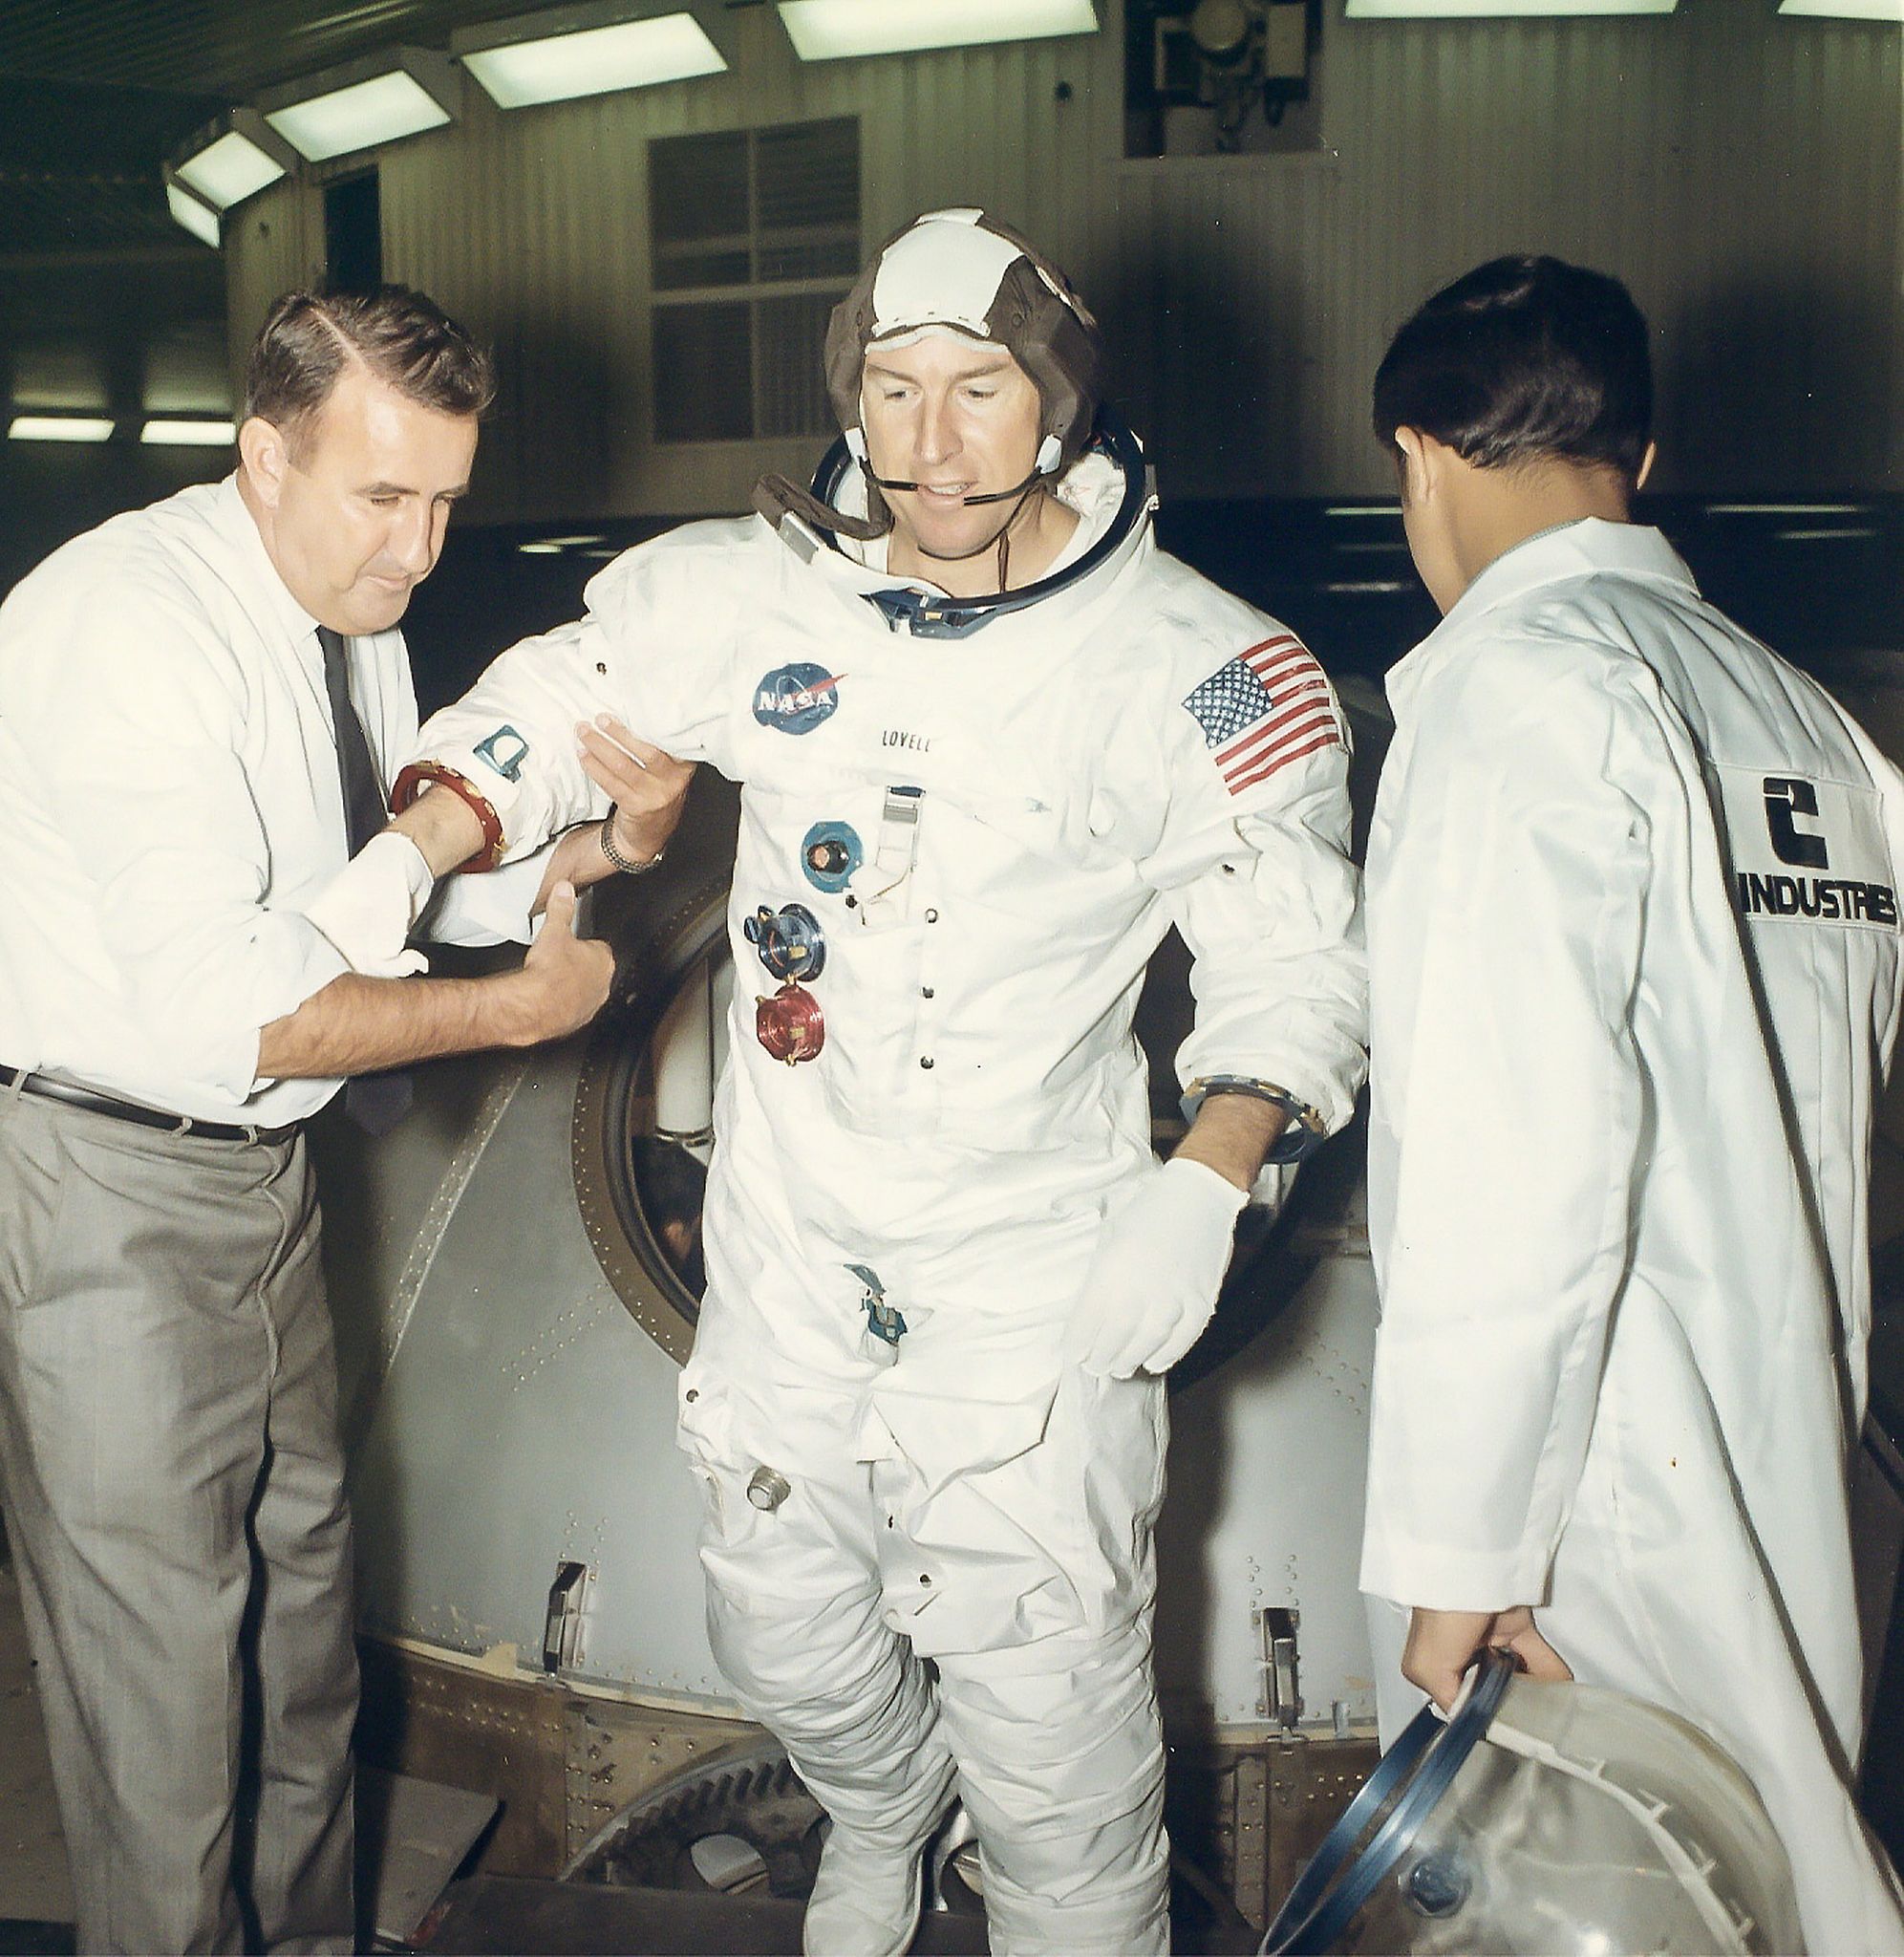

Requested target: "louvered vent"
[{"left": 649, "top": 117, "right": 859, "bottom": 443}]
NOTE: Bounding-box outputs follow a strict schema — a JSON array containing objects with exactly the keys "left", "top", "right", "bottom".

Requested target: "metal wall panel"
[{"left": 226, "top": 0, "right": 1902, "bottom": 516}]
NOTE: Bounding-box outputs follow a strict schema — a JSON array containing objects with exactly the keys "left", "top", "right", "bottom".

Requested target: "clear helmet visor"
[{"left": 1266, "top": 1656, "right": 1805, "bottom": 1957}]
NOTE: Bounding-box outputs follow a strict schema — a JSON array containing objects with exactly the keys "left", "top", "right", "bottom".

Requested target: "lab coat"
[
  {"left": 1361, "top": 518, "right": 1904, "bottom": 1954},
  {"left": 413, "top": 442, "right": 1367, "bottom": 1950}
]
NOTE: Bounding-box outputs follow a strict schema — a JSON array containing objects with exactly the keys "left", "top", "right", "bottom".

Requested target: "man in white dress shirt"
[
  {"left": 1359, "top": 254, "right": 1904, "bottom": 1952},
  {"left": 0, "top": 286, "right": 688, "bottom": 1953}
]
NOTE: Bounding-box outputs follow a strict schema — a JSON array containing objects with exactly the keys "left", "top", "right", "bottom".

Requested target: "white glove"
[
  {"left": 1063, "top": 1157, "right": 1249, "bottom": 1379},
  {"left": 305, "top": 831, "right": 434, "bottom": 978}
]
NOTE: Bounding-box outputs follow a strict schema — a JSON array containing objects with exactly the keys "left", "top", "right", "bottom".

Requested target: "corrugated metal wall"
[{"left": 225, "top": 0, "right": 1903, "bottom": 518}]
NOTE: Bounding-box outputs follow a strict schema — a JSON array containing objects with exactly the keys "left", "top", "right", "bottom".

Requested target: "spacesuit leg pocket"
[
  {"left": 674, "top": 1359, "right": 740, "bottom": 1538},
  {"left": 1047, "top": 1364, "right": 1168, "bottom": 1635}
]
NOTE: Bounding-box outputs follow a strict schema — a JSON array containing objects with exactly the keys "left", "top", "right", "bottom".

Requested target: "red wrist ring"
[{"left": 390, "top": 762, "right": 505, "bottom": 873}]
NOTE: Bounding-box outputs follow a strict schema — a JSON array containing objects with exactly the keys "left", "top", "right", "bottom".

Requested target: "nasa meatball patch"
[
  {"left": 753, "top": 662, "right": 845, "bottom": 735},
  {"left": 1182, "top": 634, "right": 1344, "bottom": 795}
]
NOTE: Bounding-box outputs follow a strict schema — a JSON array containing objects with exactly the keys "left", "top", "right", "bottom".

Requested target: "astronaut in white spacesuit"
[
  {"left": 1359, "top": 253, "right": 1904, "bottom": 1953},
  {"left": 331, "top": 209, "right": 1365, "bottom": 1954}
]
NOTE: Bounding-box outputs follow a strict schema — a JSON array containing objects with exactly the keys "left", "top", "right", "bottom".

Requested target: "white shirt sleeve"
[
  {"left": 35, "top": 579, "right": 349, "bottom": 1098},
  {"left": 1359, "top": 661, "right": 1650, "bottom": 1612}
]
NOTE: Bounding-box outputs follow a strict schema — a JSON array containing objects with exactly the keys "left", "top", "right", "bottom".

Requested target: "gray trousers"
[{"left": 0, "top": 1088, "right": 356, "bottom": 1955}]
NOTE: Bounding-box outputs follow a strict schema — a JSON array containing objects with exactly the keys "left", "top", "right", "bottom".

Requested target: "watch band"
[{"left": 1179, "top": 1075, "right": 1326, "bottom": 1164}]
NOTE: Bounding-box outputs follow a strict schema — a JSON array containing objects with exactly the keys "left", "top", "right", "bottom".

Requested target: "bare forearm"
[
  {"left": 390, "top": 783, "right": 488, "bottom": 877},
  {"left": 1174, "top": 1092, "right": 1289, "bottom": 1194},
  {"left": 256, "top": 969, "right": 541, "bottom": 1078}
]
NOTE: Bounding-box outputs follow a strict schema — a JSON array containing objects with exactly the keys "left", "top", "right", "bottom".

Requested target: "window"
[{"left": 649, "top": 117, "right": 859, "bottom": 441}]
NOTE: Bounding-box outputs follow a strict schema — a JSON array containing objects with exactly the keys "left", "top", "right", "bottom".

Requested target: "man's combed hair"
[
  {"left": 1372, "top": 255, "right": 1653, "bottom": 484},
  {"left": 243, "top": 286, "right": 495, "bottom": 451}
]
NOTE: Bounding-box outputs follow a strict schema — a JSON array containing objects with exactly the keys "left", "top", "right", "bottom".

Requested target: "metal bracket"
[
  {"left": 543, "top": 1559, "right": 591, "bottom": 1675},
  {"left": 1256, "top": 1604, "right": 1302, "bottom": 1731}
]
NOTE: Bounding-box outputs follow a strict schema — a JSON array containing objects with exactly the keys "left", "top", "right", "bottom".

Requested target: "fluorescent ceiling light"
[
  {"left": 10, "top": 417, "right": 115, "bottom": 443},
  {"left": 177, "top": 131, "right": 285, "bottom": 205},
  {"left": 140, "top": 419, "right": 238, "bottom": 447},
  {"left": 1346, "top": 1, "right": 1676, "bottom": 15},
  {"left": 778, "top": 0, "right": 1097, "bottom": 61},
  {"left": 164, "top": 175, "right": 221, "bottom": 248},
  {"left": 267, "top": 71, "right": 451, "bottom": 160},
  {"left": 1780, "top": 0, "right": 1904, "bottom": 18},
  {"left": 459, "top": 6, "right": 727, "bottom": 106},
  {"left": 1704, "top": 501, "right": 1864, "bottom": 514},
  {"left": 263, "top": 51, "right": 458, "bottom": 162},
  {"left": 515, "top": 535, "right": 610, "bottom": 553},
  {"left": 171, "top": 110, "right": 296, "bottom": 209}
]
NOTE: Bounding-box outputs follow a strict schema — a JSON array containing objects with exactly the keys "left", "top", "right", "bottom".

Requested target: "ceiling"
[
  {"left": 0, "top": 1, "right": 619, "bottom": 259},
  {"left": 0, "top": 1, "right": 586, "bottom": 99}
]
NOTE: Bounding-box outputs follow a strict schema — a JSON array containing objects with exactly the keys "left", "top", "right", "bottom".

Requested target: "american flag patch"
[{"left": 1182, "top": 634, "right": 1343, "bottom": 796}]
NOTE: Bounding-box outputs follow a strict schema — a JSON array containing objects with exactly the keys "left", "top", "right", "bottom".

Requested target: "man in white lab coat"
[
  {"left": 341, "top": 210, "right": 1367, "bottom": 1953},
  {"left": 1359, "top": 252, "right": 1904, "bottom": 1951}
]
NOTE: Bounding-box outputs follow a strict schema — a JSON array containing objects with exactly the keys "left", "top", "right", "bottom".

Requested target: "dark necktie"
[{"left": 317, "top": 626, "right": 413, "bottom": 1133}]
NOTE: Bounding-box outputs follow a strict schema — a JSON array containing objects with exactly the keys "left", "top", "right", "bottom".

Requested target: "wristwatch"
[
  {"left": 599, "top": 807, "right": 666, "bottom": 877},
  {"left": 1180, "top": 1075, "right": 1326, "bottom": 1164}
]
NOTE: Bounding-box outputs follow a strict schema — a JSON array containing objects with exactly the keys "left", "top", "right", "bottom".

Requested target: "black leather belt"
[{"left": 0, "top": 1065, "right": 299, "bottom": 1146}]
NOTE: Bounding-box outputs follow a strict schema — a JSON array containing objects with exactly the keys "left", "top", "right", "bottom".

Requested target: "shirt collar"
[
  {"left": 210, "top": 471, "right": 327, "bottom": 648},
  {"left": 1387, "top": 517, "right": 1698, "bottom": 713}
]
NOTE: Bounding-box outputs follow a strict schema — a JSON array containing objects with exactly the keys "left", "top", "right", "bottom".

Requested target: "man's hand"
[
  {"left": 582, "top": 717, "right": 695, "bottom": 870},
  {"left": 503, "top": 881, "right": 614, "bottom": 1044},
  {"left": 1401, "top": 1605, "right": 1572, "bottom": 1711},
  {"left": 1062, "top": 1157, "right": 1248, "bottom": 1377},
  {"left": 259, "top": 881, "right": 614, "bottom": 1080},
  {"left": 535, "top": 719, "right": 695, "bottom": 911}
]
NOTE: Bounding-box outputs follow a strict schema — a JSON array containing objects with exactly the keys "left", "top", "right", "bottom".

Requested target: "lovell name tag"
[{"left": 1710, "top": 762, "right": 1899, "bottom": 931}]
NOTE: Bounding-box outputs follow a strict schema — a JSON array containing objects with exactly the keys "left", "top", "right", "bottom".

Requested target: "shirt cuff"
[
  {"left": 424, "top": 840, "right": 556, "bottom": 946},
  {"left": 230, "top": 915, "right": 352, "bottom": 1095}
]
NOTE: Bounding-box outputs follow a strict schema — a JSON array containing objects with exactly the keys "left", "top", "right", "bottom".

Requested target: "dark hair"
[
  {"left": 1372, "top": 255, "right": 1653, "bottom": 483},
  {"left": 243, "top": 285, "right": 495, "bottom": 453}
]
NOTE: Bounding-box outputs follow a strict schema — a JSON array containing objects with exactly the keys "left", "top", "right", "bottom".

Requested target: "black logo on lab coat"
[{"left": 1764, "top": 777, "right": 1829, "bottom": 870}]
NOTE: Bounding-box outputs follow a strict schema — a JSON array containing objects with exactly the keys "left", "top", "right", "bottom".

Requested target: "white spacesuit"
[
  {"left": 402, "top": 215, "right": 1366, "bottom": 1953},
  {"left": 1361, "top": 518, "right": 1904, "bottom": 1954}
]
